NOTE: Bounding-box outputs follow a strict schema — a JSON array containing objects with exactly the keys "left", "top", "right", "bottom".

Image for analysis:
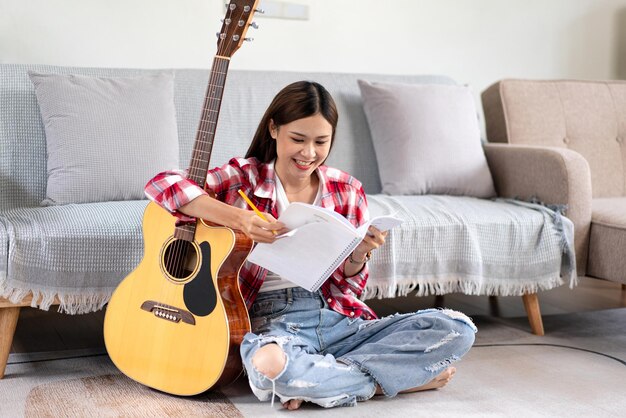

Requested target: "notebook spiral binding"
[{"left": 309, "top": 236, "right": 361, "bottom": 292}]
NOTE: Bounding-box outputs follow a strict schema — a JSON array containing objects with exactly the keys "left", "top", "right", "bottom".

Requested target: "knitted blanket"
[{"left": 0, "top": 196, "right": 576, "bottom": 313}]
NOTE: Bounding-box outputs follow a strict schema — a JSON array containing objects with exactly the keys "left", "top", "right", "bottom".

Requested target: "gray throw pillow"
[
  {"left": 29, "top": 71, "right": 179, "bottom": 205},
  {"left": 358, "top": 80, "right": 496, "bottom": 198}
]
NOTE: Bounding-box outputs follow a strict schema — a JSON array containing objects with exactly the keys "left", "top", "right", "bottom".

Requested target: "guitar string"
[
  {"left": 172, "top": 46, "right": 224, "bottom": 277},
  {"left": 176, "top": 7, "right": 241, "bottom": 283}
]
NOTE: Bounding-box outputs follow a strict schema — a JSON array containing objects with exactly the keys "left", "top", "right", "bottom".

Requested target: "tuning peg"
[
  {"left": 255, "top": 8, "right": 265, "bottom": 14},
  {"left": 216, "top": 32, "right": 226, "bottom": 39},
  {"left": 244, "top": 38, "right": 254, "bottom": 42},
  {"left": 249, "top": 22, "right": 259, "bottom": 29}
]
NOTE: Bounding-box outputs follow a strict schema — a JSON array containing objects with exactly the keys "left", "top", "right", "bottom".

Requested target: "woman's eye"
[
  {"left": 316, "top": 141, "right": 329, "bottom": 146},
  {"left": 291, "top": 138, "right": 304, "bottom": 143}
]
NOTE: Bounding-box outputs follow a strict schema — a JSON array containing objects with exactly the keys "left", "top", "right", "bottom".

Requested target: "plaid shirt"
[{"left": 145, "top": 157, "right": 377, "bottom": 320}]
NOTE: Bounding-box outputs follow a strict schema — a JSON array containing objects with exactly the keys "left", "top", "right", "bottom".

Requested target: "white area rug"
[{"left": 1, "top": 308, "right": 624, "bottom": 417}]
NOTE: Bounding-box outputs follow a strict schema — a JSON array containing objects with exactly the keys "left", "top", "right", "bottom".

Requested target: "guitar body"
[{"left": 104, "top": 202, "right": 252, "bottom": 395}]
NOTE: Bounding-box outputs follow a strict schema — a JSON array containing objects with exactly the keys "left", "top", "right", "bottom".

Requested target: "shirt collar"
[
  {"left": 317, "top": 165, "right": 335, "bottom": 212},
  {"left": 252, "top": 160, "right": 276, "bottom": 200}
]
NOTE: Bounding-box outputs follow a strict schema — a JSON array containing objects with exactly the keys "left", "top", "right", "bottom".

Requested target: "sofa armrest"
[{"left": 484, "top": 143, "right": 592, "bottom": 275}]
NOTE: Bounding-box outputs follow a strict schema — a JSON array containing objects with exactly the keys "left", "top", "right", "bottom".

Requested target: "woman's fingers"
[
  {"left": 249, "top": 214, "right": 286, "bottom": 243},
  {"left": 366, "top": 227, "right": 388, "bottom": 246}
]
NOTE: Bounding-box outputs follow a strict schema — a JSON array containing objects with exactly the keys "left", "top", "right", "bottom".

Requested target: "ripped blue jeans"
[{"left": 240, "top": 287, "right": 477, "bottom": 408}]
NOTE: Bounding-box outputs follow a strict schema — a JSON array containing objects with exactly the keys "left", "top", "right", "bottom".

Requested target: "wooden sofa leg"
[
  {"left": 521, "top": 293, "right": 544, "bottom": 336},
  {"left": 0, "top": 307, "right": 20, "bottom": 378}
]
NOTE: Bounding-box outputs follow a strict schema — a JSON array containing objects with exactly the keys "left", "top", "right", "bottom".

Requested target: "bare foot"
[
  {"left": 281, "top": 367, "right": 457, "bottom": 408},
  {"left": 376, "top": 367, "right": 456, "bottom": 395},
  {"left": 282, "top": 399, "right": 304, "bottom": 410}
]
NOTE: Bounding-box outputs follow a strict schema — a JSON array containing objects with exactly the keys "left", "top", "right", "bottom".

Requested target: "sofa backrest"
[
  {"left": 0, "top": 64, "right": 455, "bottom": 210},
  {"left": 482, "top": 79, "right": 626, "bottom": 199}
]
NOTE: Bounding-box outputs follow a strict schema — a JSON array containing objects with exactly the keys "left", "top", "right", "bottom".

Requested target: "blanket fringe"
[
  {"left": 1, "top": 280, "right": 110, "bottom": 314},
  {"left": 362, "top": 275, "right": 565, "bottom": 301}
]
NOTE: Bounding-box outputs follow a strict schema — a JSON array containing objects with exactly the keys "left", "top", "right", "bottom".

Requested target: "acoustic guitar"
[{"left": 104, "top": 0, "right": 260, "bottom": 396}]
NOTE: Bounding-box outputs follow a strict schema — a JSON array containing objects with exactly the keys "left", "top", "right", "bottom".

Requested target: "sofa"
[
  {"left": 482, "top": 79, "right": 626, "bottom": 288},
  {"left": 0, "top": 64, "right": 578, "bottom": 378}
]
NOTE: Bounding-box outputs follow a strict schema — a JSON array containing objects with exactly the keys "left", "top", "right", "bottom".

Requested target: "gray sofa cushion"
[
  {"left": 358, "top": 80, "right": 495, "bottom": 198},
  {"left": 29, "top": 71, "right": 179, "bottom": 205}
]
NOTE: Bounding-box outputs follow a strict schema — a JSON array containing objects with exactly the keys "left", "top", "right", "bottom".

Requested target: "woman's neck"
[{"left": 276, "top": 170, "right": 319, "bottom": 204}]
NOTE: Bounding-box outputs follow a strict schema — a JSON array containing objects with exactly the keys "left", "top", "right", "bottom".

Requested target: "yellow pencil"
[{"left": 238, "top": 189, "right": 277, "bottom": 235}]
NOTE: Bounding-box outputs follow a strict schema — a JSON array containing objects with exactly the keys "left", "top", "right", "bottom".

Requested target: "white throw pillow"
[
  {"left": 29, "top": 71, "right": 180, "bottom": 205},
  {"left": 358, "top": 80, "right": 495, "bottom": 198}
]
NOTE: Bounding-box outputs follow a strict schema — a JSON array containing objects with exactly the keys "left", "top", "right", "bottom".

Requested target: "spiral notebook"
[{"left": 246, "top": 202, "right": 403, "bottom": 292}]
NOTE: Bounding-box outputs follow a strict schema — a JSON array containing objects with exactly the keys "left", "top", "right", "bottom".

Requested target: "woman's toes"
[
  {"left": 438, "top": 367, "right": 456, "bottom": 381},
  {"left": 282, "top": 399, "right": 304, "bottom": 410}
]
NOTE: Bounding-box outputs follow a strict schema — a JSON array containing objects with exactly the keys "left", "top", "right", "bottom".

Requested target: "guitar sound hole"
[{"left": 163, "top": 239, "right": 198, "bottom": 281}]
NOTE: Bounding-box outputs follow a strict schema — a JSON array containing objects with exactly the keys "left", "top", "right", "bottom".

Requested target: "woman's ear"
[{"left": 268, "top": 119, "right": 278, "bottom": 139}]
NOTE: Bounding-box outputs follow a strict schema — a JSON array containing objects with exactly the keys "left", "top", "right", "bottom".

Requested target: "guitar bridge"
[{"left": 140, "top": 300, "right": 196, "bottom": 325}]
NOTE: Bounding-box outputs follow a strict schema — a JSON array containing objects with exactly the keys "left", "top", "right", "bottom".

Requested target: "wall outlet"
[{"left": 226, "top": 1, "right": 309, "bottom": 21}]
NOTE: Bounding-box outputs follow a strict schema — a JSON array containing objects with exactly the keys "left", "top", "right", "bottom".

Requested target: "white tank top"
[{"left": 258, "top": 173, "right": 322, "bottom": 293}]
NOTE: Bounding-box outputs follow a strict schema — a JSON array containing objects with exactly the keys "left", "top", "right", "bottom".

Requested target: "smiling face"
[{"left": 271, "top": 113, "right": 333, "bottom": 184}]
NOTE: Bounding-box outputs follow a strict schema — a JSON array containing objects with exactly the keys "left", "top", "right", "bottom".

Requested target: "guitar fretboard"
[
  {"left": 174, "top": 56, "right": 230, "bottom": 241},
  {"left": 187, "top": 56, "right": 230, "bottom": 187}
]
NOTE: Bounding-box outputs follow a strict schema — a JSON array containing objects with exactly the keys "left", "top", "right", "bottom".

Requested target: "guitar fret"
[{"left": 190, "top": 156, "right": 211, "bottom": 163}]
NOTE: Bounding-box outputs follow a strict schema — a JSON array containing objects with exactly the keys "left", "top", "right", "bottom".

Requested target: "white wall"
[{"left": 2, "top": 0, "right": 626, "bottom": 99}]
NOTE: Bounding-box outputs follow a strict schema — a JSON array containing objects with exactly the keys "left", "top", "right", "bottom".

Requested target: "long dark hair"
[{"left": 245, "top": 81, "right": 338, "bottom": 163}]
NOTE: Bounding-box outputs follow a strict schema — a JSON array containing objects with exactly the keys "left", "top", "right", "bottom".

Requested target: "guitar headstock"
[{"left": 216, "top": 0, "right": 261, "bottom": 58}]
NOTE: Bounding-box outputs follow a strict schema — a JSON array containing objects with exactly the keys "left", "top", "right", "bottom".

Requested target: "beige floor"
[
  {"left": 4, "top": 278, "right": 625, "bottom": 417},
  {"left": 9, "top": 276, "right": 626, "bottom": 354}
]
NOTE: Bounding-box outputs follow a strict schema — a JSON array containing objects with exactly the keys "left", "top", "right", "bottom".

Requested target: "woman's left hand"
[{"left": 352, "top": 226, "right": 388, "bottom": 262}]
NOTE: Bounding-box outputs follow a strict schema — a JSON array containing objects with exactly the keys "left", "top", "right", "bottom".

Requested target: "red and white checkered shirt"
[{"left": 144, "top": 157, "right": 377, "bottom": 320}]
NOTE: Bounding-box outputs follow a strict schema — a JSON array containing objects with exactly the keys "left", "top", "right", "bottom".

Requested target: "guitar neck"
[
  {"left": 174, "top": 56, "right": 230, "bottom": 242},
  {"left": 174, "top": 0, "right": 259, "bottom": 242},
  {"left": 187, "top": 56, "right": 230, "bottom": 187}
]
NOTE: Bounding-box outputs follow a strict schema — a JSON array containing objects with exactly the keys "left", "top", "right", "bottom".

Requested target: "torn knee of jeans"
[
  {"left": 440, "top": 309, "right": 478, "bottom": 332},
  {"left": 425, "top": 355, "right": 460, "bottom": 373},
  {"left": 424, "top": 330, "right": 461, "bottom": 353},
  {"left": 250, "top": 337, "right": 291, "bottom": 379}
]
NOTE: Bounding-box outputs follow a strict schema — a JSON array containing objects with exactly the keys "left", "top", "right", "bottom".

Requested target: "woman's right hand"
[
  {"left": 237, "top": 210, "right": 286, "bottom": 243},
  {"left": 179, "top": 195, "right": 286, "bottom": 243}
]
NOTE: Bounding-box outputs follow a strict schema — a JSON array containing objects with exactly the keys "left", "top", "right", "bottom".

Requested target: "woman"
[{"left": 145, "top": 81, "right": 476, "bottom": 410}]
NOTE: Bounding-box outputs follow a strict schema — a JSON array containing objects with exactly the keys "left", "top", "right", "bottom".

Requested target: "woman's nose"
[{"left": 301, "top": 143, "right": 315, "bottom": 158}]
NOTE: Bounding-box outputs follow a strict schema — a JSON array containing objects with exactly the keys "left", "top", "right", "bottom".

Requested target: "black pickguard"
[{"left": 183, "top": 242, "right": 217, "bottom": 317}]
